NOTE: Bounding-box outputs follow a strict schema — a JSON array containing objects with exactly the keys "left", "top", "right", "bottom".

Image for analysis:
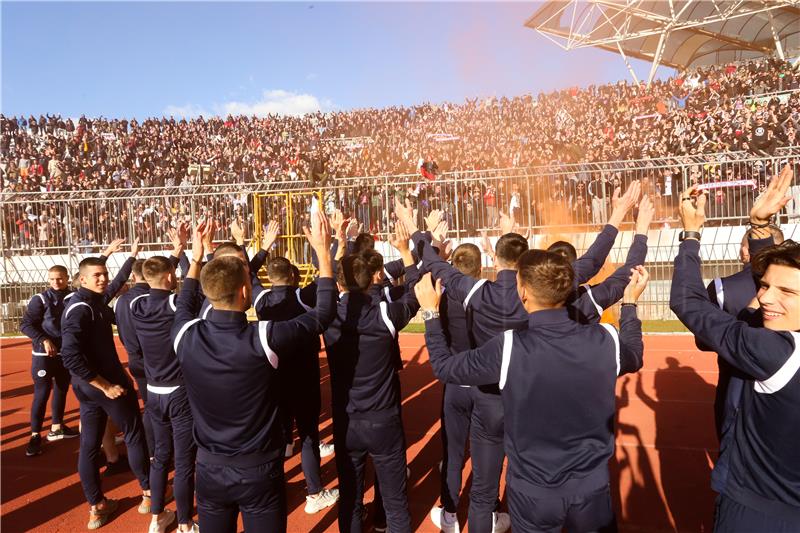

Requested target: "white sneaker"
[
  {"left": 304, "top": 488, "right": 340, "bottom": 514},
  {"left": 179, "top": 522, "right": 200, "bottom": 533},
  {"left": 430, "top": 506, "right": 460, "bottom": 533},
  {"left": 319, "top": 442, "right": 335, "bottom": 458},
  {"left": 492, "top": 511, "right": 511, "bottom": 533},
  {"left": 148, "top": 509, "right": 176, "bottom": 533},
  {"left": 285, "top": 442, "right": 294, "bottom": 458}
]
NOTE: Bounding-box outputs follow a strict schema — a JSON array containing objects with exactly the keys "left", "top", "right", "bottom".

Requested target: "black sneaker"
[
  {"left": 26, "top": 435, "right": 43, "bottom": 457},
  {"left": 103, "top": 456, "right": 130, "bottom": 477},
  {"left": 47, "top": 425, "right": 80, "bottom": 441}
]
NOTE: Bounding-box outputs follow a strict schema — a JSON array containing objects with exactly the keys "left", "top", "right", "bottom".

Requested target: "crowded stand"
[{"left": 3, "top": 57, "right": 800, "bottom": 255}]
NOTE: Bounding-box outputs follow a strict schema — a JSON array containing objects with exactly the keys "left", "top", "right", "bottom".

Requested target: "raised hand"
[
  {"left": 229, "top": 219, "right": 245, "bottom": 246},
  {"left": 425, "top": 209, "right": 443, "bottom": 233},
  {"left": 623, "top": 265, "right": 650, "bottom": 304},
  {"left": 261, "top": 220, "right": 281, "bottom": 251},
  {"left": 635, "top": 195, "right": 655, "bottom": 235},
  {"left": 750, "top": 163, "right": 793, "bottom": 224},
  {"left": 346, "top": 218, "right": 360, "bottom": 240},
  {"left": 414, "top": 272, "right": 442, "bottom": 312},
  {"left": 679, "top": 185, "right": 707, "bottom": 232},
  {"left": 609, "top": 181, "right": 641, "bottom": 227},
  {"left": 389, "top": 220, "right": 411, "bottom": 252},
  {"left": 303, "top": 208, "right": 332, "bottom": 253},
  {"left": 394, "top": 197, "right": 418, "bottom": 233},
  {"left": 101, "top": 238, "right": 125, "bottom": 257},
  {"left": 130, "top": 238, "right": 140, "bottom": 258},
  {"left": 499, "top": 211, "right": 515, "bottom": 236},
  {"left": 432, "top": 220, "right": 449, "bottom": 243}
]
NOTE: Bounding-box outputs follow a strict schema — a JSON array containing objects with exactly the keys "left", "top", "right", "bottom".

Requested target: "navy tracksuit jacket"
[
  {"left": 671, "top": 239, "right": 800, "bottom": 528},
  {"left": 425, "top": 303, "right": 643, "bottom": 531}
]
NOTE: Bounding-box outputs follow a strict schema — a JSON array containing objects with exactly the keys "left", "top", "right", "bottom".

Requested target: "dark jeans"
[
  {"left": 280, "top": 364, "right": 323, "bottom": 495},
  {"left": 133, "top": 375, "right": 156, "bottom": 456}
]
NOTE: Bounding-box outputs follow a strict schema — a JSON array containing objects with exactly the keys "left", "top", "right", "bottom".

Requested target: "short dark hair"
[
  {"left": 452, "top": 243, "right": 482, "bottom": 278},
  {"left": 267, "top": 257, "right": 293, "bottom": 284},
  {"left": 78, "top": 256, "right": 106, "bottom": 273},
  {"left": 751, "top": 240, "right": 800, "bottom": 279},
  {"left": 354, "top": 233, "right": 375, "bottom": 254},
  {"left": 132, "top": 258, "right": 146, "bottom": 278},
  {"left": 517, "top": 249, "right": 574, "bottom": 306},
  {"left": 338, "top": 254, "right": 373, "bottom": 292},
  {"left": 547, "top": 241, "right": 577, "bottom": 265},
  {"left": 48, "top": 265, "right": 68, "bottom": 277},
  {"left": 495, "top": 233, "right": 528, "bottom": 266},
  {"left": 200, "top": 256, "right": 247, "bottom": 306},
  {"left": 290, "top": 265, "right": 301, "bottom": 287},
  {"left": 142, "top": 256, "right": 173, "bottom": 281},
  {"left": 361, "top": 249, "right": 384, "bottom": 278},
  {"left": 213, "top": 242, "right": 243, "bottom": 259}
]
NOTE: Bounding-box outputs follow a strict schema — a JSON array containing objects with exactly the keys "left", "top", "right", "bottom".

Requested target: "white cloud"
[
  {"left": 219, "top": 90, "right": 331, "bottom": 117},
  {"left": 163, "top": 89, "right": 333, "bottom": 119},
  {"left": 163, "top": 103, "right": 210, "bottom": 118}
]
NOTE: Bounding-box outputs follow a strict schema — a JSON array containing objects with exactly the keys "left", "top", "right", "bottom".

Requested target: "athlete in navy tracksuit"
[
  {"left": 671, "top": 236, "right": 800, "bottom": 531},
  {"left": 431, "top": 243, "right": 483, "bottom": 532},
  {"left": 129, "top": 255, "right": 197, "bottom": 532},
  {"left": 252, "top": 256, "right": 339, "bottom": 513},
  {"left": 414, "top": 224, "right": 616, "bottom": 533},
  {"left": 695, "top": 233, "right": 778, "bottom": 494},
  {"left": 172, "top": 215, "right": 336, "bottom": 533},
  {"left": 20, "top": 265, "right": 78, "bottom": 456},
  {"left": 60, "top": 254, "right": 151, "bottom": 528},
  {"left": 325, "top": 241, "right": 420, "bottom": 533},
  {"left": 419, "top": 247, "right": 646, "bottom": 532}
]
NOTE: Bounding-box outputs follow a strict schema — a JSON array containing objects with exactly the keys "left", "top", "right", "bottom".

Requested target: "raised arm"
[
  {"left": 172, "top": 223, "right": 209, "bottom": 330},
  {"left": 572, "top": 181, "right": 640, "bottom": 286},
  {"left": 417, "top": 274, "right": 504, "bottom": 385},
  {"left": 103, "top": 239, "right": 138, "bottom": 304},
  {"left": 670, "top": 185, "right": 797, "bottom": 380},
  {"left": 617, "top": 267, "right": 647, "bottom": 376}
]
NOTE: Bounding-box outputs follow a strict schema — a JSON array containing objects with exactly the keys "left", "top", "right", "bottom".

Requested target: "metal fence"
[{"left": 2, "top": 149, "right": 800, "bottom": 330}]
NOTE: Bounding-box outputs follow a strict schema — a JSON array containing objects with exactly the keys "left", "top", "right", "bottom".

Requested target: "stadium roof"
[{"left": 525, "top": 1, "right": 800, "bottom": 84}]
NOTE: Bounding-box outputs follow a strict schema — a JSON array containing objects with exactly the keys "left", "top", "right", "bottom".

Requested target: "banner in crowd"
[{"left": 696, "top": 179, "right": 757, "bottom": 190}]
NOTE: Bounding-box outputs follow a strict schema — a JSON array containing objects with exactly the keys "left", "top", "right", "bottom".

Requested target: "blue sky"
[{"left": 2, "top": 2, "right": 673, "bottom": 119}]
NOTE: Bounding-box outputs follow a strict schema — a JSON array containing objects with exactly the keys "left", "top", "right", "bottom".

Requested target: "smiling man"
[{"left": 670, "top": 168, "right": 800, "bottom": 532}]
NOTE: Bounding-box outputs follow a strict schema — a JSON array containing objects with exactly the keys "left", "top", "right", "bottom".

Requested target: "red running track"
[{"left": 1, "top": 335, "right": 717, "bottom": 532}]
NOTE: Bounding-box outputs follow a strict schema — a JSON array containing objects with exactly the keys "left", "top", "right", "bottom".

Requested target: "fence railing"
[{"left": 2, "top": 150, "right": 800, "bottom": 330}]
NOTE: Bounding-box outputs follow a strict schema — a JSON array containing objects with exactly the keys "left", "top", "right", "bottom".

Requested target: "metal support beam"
[
  {"left": 765, "top": 3, "right": 786, "bottom": 60},
  {"left": 617, "top": 42, "right": 640, "bottom": 84},
  {"left": 648, "top": 30, "right": 669, "bottom": 86}
]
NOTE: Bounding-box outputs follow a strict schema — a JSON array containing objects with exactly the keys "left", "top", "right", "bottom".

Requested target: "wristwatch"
[
  {"left": 421, "top": 309, "right": 440, "bottom": 321},
  {"left": 678, "top": 230, "right": 702, "bottom": 242}
]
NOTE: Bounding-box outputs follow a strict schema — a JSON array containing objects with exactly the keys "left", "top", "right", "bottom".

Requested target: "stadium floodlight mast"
[{"left": 526, "top": 0, "right": 800, "bottom": 85}]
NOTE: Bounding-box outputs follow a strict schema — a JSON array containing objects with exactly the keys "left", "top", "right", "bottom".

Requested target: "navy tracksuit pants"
[
  {"left": 507, "top": 482, "right": 616, "bottom": 533},
  {"left": 280, "top": 363, "right": 323, "bottom": 495},
  {"left": 72, "top": 380, "right": 150, "bottom": 505},
  {"left": 333, "top": 411, "right": 410, "bottom": 533},
  {"left": 195, "top": 452, "right": 286, "bottom": 533},
  {"left": 714, "top": 494, "right": 800, "bottom": 533},
  {"left": 440, "top": 384, "right": 474, "bottom": 513},
  {"left": 133, "top": 375, "right": 156, "bottom": 457},
  {"left": 30, "top": 355, "right": 70, "bottom": 433},
  {"left": 469, "top": 388, "right": 505, "bottom": 533},
  {"left": 147, "top": 386, "right": 196, "bottom": 524}
]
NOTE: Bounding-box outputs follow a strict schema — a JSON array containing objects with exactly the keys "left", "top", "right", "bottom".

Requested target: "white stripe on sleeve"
[
  {"left": 599, "top": 323, "right": 621, "bottom": 376},
  {"left": 755, "top": 332, "right": 800, "bottom": 394},
  {"left": 463, "top": 279, "right": 487, "bottom": 310},
  {"left": 713, "top": 278, "right": 725, "bottom": 310},
  {"left": 295, "top": 288, "right": 312, "bottom": 311},
  {"left": 173, "top": 318, "right": 202, "bottom": 355},
  {"left": 585, "top": 285, "right": 603, "bottom": 316},
  {"left": 258, "top": 321, "right": 279, "bottom": 369},
  {"left": 379, "top": 301, "right": 396, "bottom": 337},
  {"left": 498, "top": 330, "right": 513, "bottom": 390}
]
